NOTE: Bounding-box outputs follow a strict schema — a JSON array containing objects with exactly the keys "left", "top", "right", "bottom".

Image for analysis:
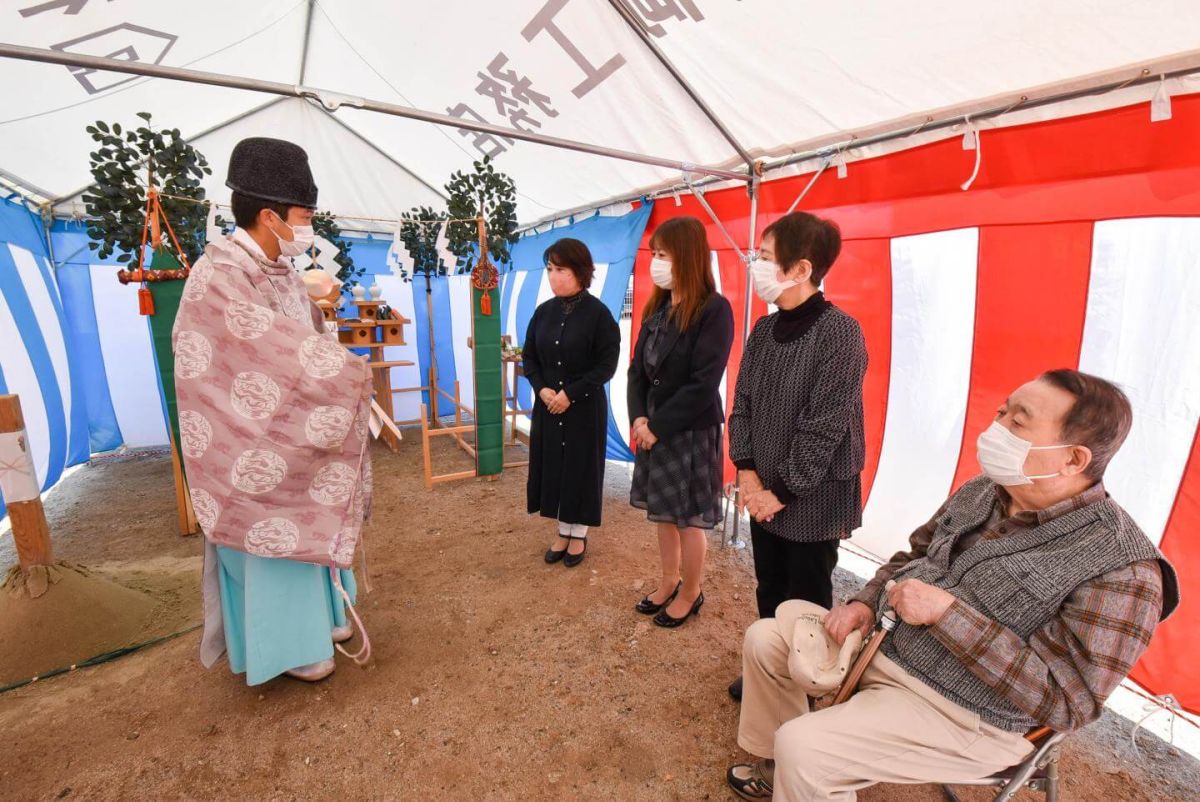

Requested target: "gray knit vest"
[{"left": 879, "top": 476, "right": 1179, "bottom": 732}]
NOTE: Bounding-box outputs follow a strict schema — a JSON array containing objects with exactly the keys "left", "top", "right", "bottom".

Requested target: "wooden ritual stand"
[
  {"left": 415, "top": 338, "right": 482, "bottom": 489},
  {"left": 500, "top": 335, "right": 532, "bottom": 448},
  {"left": 335, "top": 295, "right": 413, "bottom": 452}
]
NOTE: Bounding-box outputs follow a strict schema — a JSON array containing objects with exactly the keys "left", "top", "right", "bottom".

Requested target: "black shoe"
[
  {"left": 727, "top": 760, "right": 774, "bottom": 800},
  {"left": 635, "top": 580, "right": 681, "bottom": 614},
  {"left": 653, "top": 592, "right": 704, "bottom": 628},
  {"left": 563, "top": 536, "right": 587, "bottom": 568},
  {"left": 728, "top": 675, "right": 743, "bottom": 702},
  {"left": 544, "top": 536, "right": 569, "bottom": 564}
]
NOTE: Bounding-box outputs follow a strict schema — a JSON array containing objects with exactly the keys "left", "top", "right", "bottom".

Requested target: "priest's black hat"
[{"left": 225, "top": 137, "right": 319, "bottom": 208}]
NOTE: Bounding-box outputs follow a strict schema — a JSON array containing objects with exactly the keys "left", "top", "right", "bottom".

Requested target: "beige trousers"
[{"left": 737, "top": 618, "right": 1034, "bottom": 802}]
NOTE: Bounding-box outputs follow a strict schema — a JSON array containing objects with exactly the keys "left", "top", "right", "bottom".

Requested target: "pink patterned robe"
[{"left": 172, "top": 230, "right": 372, "bottom": 665}]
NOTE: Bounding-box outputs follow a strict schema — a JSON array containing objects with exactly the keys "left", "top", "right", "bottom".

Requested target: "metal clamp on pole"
[{"left": 297, "top": 86, "right": 366, "bottom": 112}]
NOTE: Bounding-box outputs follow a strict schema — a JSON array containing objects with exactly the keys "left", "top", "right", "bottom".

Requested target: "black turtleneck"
[
  {"left": 558, "top": 289, "right": 586, "bottom": 316},
  {"left": 772, "top": 291, "right": 831, "bottom": 344}
]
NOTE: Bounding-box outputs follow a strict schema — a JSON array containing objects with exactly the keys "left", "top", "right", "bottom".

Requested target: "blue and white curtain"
[
  {"left": 499, "top": 204, "right": 652, "bottom": 461},
  {"left": 0, "top": 202, "right": 652, "bottom": 517},
  {"left": 0, "top": 199, "right": 89, "bottom": 518}
]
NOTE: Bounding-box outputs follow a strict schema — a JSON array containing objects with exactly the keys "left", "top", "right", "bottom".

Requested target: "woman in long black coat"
[{"left": 523, "top": 238, "right": 621, "bottom": 568}]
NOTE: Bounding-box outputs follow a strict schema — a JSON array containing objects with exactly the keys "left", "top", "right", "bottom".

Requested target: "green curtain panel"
[
  {"left": 146, "top": 249, "right": 186, "bottom": 462},
  {"left": 472, "top": 285, "right": 503, "bottom": 476}
]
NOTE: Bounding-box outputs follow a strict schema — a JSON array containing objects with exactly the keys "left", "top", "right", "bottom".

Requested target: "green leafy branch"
[{"left": 81, "top": 112, "right": 212, "bottom": 264}]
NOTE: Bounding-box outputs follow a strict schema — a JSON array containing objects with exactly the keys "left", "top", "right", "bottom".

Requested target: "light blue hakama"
[{"left": 213, "top": 545, "right": 356, "bottom": 686}]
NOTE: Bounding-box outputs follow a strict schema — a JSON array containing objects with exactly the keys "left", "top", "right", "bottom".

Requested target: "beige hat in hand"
[{"left": 775, "top": 599, "right": 865, "bottom": 696}]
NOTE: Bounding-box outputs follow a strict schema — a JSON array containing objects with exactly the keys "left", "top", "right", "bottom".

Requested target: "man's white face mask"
[
  {"left": 976, "top": 421, "right": 1075, "bottom": 486},
  {"left": 650, "top": 257, "right": 674, "bottom": 290},
  {"left": 750, "top": 257, "right": 800, "bottom": 304},
  {"left": 269, "top": 210, "right": 315, "bottom": 258}
]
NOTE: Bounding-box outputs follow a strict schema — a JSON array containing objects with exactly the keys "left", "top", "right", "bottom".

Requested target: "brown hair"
[
  {"left": 543, "top": 237, "right": 594, "bottom": 289},
  {"left": 762, "top": 211, "right": 842, "bottom": 285},
  {"left": 1039, "top": 369, "right": 1133, "bottom": 480},
  {"left": 643, "top": 216, "right": 714, "bottom": 331}
]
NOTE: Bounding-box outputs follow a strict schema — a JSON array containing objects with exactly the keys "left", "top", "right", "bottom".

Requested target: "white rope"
[
  {"left": 1130, "top": 692, "right": 1181, "bottom": 756},
  {"left": 0, "top": 430, "right": 40, "bottom": 503},
  {"left": 1151, "top": 74, "right": 1173, "bottom": 121},
  {"left": 960, "top": 117, "right": 983, "bottom": 191}
]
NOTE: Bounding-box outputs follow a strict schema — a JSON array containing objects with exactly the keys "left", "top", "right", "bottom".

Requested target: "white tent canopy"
[{"left": 2, "top": 0, "right": 1199, "bottom": 226}]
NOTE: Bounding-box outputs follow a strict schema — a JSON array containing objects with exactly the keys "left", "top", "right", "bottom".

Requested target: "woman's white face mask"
[
  {"left": 269, "top": 211, "right": 315, "bottom": 258},
  {"left": 650, "top": 256, "right": 674, "bottom": 290},
  {"left": 750, "top": 257, "right": 799, "bottom": 304},
  {"left": 976, "top": 421, "right": 1075, "bottom": 486}
]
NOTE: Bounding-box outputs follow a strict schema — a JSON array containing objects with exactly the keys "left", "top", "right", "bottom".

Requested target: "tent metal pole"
[
  {"left": 761, "top": 60, "right": 1200, "bottom": 175},
  {"left": 309, "top": 101, "right": 450, "bottom": 202},
  {"left": 40, "top": 206, "right": 58, "bottom": 275},
  {"left": 518, "top": 56, "right": 1200, "bottom": 231},
  {"left": 0, "top": 166, "right": 56, "bottom": 204},
  {"left": 728, "top": 175, "right": 759, "bottom": 549},
  {"left": 51, "top": 96, "right": 291, "bottom": 207},
  {"left": 298, "top": 0, "right": 318, "bottom": 84},
  {"left": 0, "top": 43, "right": 749, "bottom": 183},
  {"left": 605, "top": 0, "right": 755, "bottom": 170}
]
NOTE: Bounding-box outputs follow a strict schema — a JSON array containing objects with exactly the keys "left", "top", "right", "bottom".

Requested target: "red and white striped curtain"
[{"left": 632, "top": 94, "right": 1200, "bottom": 715}]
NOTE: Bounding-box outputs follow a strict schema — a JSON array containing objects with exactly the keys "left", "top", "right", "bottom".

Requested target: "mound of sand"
[{"left": 0, "top": 562, "right": 157, "bottom": 685}]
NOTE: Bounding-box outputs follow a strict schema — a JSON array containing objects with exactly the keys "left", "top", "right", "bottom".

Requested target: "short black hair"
[
  {"left": 543, "top": 237, "right": 595, "bottom": 289},
  {"left": 230, "top": 191, "right": 292, "bottom": 230},
  {"left": 762, "top": 211, "right": 842, "bottom": 285}
]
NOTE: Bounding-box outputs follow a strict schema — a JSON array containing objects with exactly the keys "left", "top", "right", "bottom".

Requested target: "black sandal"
[
  {"left": 727, "top": 760, "right": 774, "bottom": 800},
  {"left": 563, "top": 535, "right": 587, "bottom": 568},
  {"left": 635, "top": 580, "right": 681, "bottom": 614},
  {"left": 652, "top": 591, "right": 704, "bottom": 628}
]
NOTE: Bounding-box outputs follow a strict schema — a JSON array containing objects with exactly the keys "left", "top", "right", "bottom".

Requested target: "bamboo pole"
[
  {"left": 168, "top": 437, "right": 198, "bottom": 535},
  {"left": 0, "top": 394, "right": 52, "bottom": 569},
  {"left": 425, "top": 272, "right": 438, "bottom": 424},
  {"left": 420, "top": 403, "right": 433, "bottom": 490},
  {"left": 430, "top": 470, "right": 477, "bottom": 485}
]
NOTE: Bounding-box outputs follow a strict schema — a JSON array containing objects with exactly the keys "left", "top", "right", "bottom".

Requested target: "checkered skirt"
[{"left": 630, "top": 423, "right": 724, "bottom": 530}]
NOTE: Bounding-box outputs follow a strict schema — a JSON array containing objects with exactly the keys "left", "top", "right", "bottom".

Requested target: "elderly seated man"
[{"left": 727, "top": 369, "right": 1179, "bottom": 801}]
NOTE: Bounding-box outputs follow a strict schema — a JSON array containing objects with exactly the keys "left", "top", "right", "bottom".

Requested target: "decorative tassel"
[
  {"left": 138, "top": 286, "right": 155, "bottom": 316},
  {"left": 480, "top": 292, "right": 492, "bottom": 316}
]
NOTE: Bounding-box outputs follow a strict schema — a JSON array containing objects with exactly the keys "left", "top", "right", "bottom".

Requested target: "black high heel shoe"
[
  {"left": 653, "top": 591, "right": 704, "bottom": 628},
  {"left": 563, "top": 535, "right": 587, "bottom": 568},
  {"left": 635, "top": 580, "right": 682, "bottom": 615}
]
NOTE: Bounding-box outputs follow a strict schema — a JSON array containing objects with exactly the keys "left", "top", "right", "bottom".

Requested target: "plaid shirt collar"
[{"left": 994, "top": 482, "right": 1107, "bottom": 527}]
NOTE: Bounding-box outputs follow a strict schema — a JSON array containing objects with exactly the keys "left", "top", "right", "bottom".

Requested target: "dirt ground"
[{"left": 0, "top": 435, "right": 1195, "bottom": 801}]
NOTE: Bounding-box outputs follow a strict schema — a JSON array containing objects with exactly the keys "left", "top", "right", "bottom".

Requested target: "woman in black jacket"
[
  {"left": 523, "top": 238, "right": 621, "bottom": 568},
  {"left": 628, "top": 216, "right": 734, "bottom": 627}
]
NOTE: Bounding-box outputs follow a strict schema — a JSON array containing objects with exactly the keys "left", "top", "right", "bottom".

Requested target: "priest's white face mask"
[{"left": 267, "top": 209, "right": 316, "bottom": 258}]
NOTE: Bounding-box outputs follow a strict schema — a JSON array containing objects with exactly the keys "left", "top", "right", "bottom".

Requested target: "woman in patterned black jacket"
[{"left": 725, "top": 212, "right": 867, "bottom": 700}]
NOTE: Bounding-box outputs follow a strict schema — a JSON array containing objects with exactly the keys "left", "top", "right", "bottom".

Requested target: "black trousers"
[{"left": 750, "top": 520, "right": 840, "bottom": 618}]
